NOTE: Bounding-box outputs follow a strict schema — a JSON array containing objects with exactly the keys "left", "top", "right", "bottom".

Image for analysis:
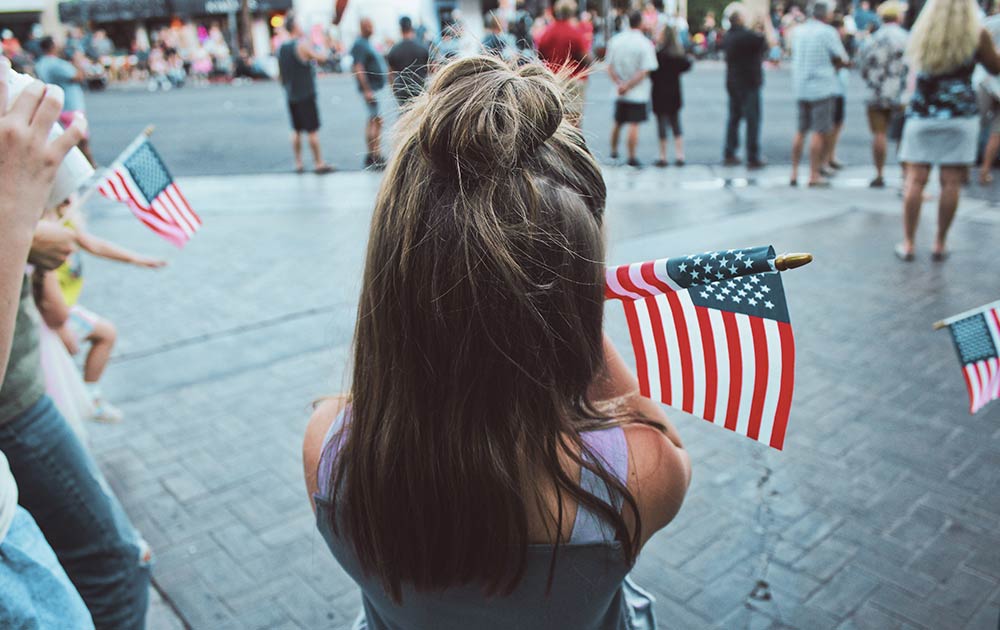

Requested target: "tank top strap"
[
  {"left": 570, "top": 425, "right": 630, "bottom": 544},
  {"left": 316, "top": 407, "right": 348, "bottom": 499}
]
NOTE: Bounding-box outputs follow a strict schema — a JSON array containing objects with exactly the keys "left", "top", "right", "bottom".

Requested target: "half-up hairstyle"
[{"left": 328, "top": 56, "right": 643, "bottom": 603}]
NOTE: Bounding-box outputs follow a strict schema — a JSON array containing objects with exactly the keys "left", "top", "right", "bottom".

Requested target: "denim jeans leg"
[
  {"left": 725, "top": 88, "right": 743, "bottom": 158},
  {"left": 745, "top": 88, "right": 762, "bottom": 161},
  {"left": 0, "top": 397, "right": 151, "bottom": 629}
]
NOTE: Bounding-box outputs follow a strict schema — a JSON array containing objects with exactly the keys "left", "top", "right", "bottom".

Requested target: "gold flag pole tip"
[
  {"left": 774, "top": 253, "right": 814, "bottom": 271},
  {"left": 143, "top": 125, "right": 155, "bottom": 137}
]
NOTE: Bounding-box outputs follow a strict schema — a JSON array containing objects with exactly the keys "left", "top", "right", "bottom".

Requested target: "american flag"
[
  {"left": 945, "top": 302, "right": 1000, "bottom": 414},
  {"left": 96, "top": 137, "right": 201, "bottom": 247},
  {"left": 606, "top": 246, "right": 795, "bottom": 450}
]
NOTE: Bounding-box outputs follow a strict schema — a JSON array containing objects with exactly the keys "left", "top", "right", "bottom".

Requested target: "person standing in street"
[
  {"left": 351, "top": 17, "right": 389, "bottom": 170},
  {"left": 895, "top": 0, "right": 1000, "bottom": 261},
  {"left": 277, "top": 13, "right": 335, "bottom": 174},
  {"left": 536, "top": 0, "right": 593, "bottom": 127},
  {"left": 650, "top": 24, "right": 691, "bottom": 167},
  {"left": 387, "top": 16, "right": 430, "bottom": 108},
  {"left": 722, "top": 8, "right": 769, "bottom": 168},
  {"left": 34, "top": 37, "right": 95, "bottom": 167},
  {"left": 789, "top": 1, "right": 849, "bottom": 187},
  {"left": 976, "top": 9, "right": 1000, "bottom": 184},
  {"left": 858, "top": 0, "right": 908, "bottom": 188},
  {"left": 607, "top": 11, "right": 659, "bottom": 167}
]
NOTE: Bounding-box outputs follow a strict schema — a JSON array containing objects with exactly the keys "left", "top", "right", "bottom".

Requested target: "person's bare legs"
[
  {"left": 935, "top": 166, "right": 965, "bottom": 256},
  {"left": 307, "top": 131, "right": 328, "bottom": 170},
  {"left": 872, "top": 131, "right": 887, "bottom": 180},
  {"left": 808, "top": 131, "right": 829, "bottom": 184},
  {"left": 825, "top": 123, "right": 843, "bottom": 167},
  {"left": 980, "top": 133, "right": 1000, "bottom": 184},
  {"left": 372, "top": 116, "right": 383, "bottom": 158},
  {"left": 791, "top": 131, "right": 804, "bottom": 184},
  {"left": 674, "top": 135, "right": 685, "bottom": 162},
  {"left": 291, "top": 131, "right": 303, "bottom": 171},
  {"left": 901, "top": 163, "right": 931, "bottom": 255},
  {"left": 611, "top": 121, "right": 622, "bottom": 158},
  {"left": 658, "top": 138, "right": 668, "bottom": 163},
  {"left": 83, "top": 319, "right": 116, "bottom": 384},
  {"left": 626, "top": 123, "right": 639, "bottom": 161}
]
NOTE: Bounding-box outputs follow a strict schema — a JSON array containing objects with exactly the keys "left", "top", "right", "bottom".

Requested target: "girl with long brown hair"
[{"left": 303, "top": 55, "right": 691, "bottom": 630}]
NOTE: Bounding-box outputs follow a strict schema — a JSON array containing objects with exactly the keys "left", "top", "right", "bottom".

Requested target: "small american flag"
[
  {"left": 606, "top": 246, "right": 795, "bottom": 450},
  {"left": 945, "top": 302, "right": 1000, "bottom": 414},
  {"left": 96, "top": 137, "right": 201, "bottom": 247}
]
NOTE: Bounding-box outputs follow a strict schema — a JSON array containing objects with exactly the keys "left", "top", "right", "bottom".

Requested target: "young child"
[{"left": 33, "top": 197, "right": 166, "bottom": 423}]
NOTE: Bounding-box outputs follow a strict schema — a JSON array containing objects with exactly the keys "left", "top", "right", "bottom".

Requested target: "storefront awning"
[
  {"left": 58, "top": 0, "right": 171, "bottom": 23},
  {"left": 168, "top": 0, "right": 292, "bottom": 16}
]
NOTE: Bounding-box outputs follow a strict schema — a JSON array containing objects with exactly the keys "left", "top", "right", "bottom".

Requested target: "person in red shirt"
[{"left": 536, "top": 0, "right": 593, "bottom": 126}]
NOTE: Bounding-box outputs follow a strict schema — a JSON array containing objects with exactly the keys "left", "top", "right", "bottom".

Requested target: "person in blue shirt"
[
  {"left": 351, "top": 17, "right": 388, "bottom": 170},
  {"left": 33, "top": 37, "right": 94, "bottom": 167}
]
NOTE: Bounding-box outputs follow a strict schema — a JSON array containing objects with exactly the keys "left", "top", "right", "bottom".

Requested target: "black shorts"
[
  {"left": 833, "top": 95, "right": 845, "bottom": 126},
  {"left": 614, "top": 100, "right": 648, "bottom": 124},
  {"left": 655, "top": 111, "right": 682, "bottom": 139},
  {"left": 288, "top": 97, "right": 320, "bottom": 133}
]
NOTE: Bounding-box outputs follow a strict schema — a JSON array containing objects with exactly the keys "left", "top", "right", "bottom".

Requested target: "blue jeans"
[
  {"left": 724, "top": 85, "right": 762, "bottom": 161},
  {"left": 0, "top": 397, "right": 150, "bottom": 629},
  {"left": 1, "top": 506, "right": 95, "bottom": 629}
]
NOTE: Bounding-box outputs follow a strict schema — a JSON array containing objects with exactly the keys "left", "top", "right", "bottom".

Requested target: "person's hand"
[
  {"left": 28, "top": 221, "right": 76, "bottom": 271},
  {"left": 0, "top": 57, "right": 87, "bottom": 239},
  {"left": 364, "top": 89, "right": 374, "bottom": 102},
  {"left": 134, "top": 256, "right": 168, "bottom": 269},
  {"left": 617, "top": 83, "right": 629, "bottom": 96}
]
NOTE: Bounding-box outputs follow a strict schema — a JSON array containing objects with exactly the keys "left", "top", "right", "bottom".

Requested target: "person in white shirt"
[
  {"left": 607, "top": 11, "right": 659, "bottom": 167},
  {"left": 789, "top": 1, "right": 850, "bottom": 187}
]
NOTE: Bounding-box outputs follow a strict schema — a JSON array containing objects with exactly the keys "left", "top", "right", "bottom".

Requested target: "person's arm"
[
  {"left": 351, "top": 44, "right": 374, "bottom": 99},
  {"left": 74, "top": 230, "right": 166, "bottom": 268},
  {"left": 303, "top": 395, "right": 349, "bottom": 513},
  {"left": 0, "top": 59, "right": 85, "bottom": 384},
  {"left": 979, "top": 28, "right": 1000, "bottom": 75},
  {"left": 830, "top": 30, "right": 851, "bottom": 68},
  {"left": 296, "top": 39, "right": 326, "bottom": 63},
  {"left": 32, "top": 270, "right": 70, "bottom": 329}
]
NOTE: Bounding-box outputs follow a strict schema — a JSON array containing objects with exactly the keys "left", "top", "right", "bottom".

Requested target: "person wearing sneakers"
[
  {"left": 351, "top": 17, "right": 389, "bottom": 170},
  {"left": 858, "top": 1, "right": 908, "bottom": 189},
  {"left": 277, "top": 12, "right": 335, "bottom": 175},
  {"left": 789, "top": 1, "right": 849, "bottom": 187},
  {"left": 32, "top": 198, "right": 166, "bottom": 424},
  {"left": 722, "top": 7, "right": 768, "bottom": 168},
  {"left": 607, "top": 11, "right": 658, "bottom": 167}
]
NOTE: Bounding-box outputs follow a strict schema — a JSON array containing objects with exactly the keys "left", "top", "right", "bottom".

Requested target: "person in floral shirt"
[{"left": 859, "top": 1, "right": 908, "bottom": 187}]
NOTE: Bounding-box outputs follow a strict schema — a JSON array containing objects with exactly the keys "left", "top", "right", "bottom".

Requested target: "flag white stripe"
[
  {"left": 757, "top": 319, "right": 784, "bottom": 446},
  {"left": 653, "top": 258, "right": 683, "bottom": 291},
  {"left": 967, "top": 363, "right": 983, "bottom": 411},
  {"left": 628, "top": 264, "right": 659, "bottom": 297},
  {"left": 976, "top": 361, "right": 990, "bottom": 411},
  {"left": 734, "top": 314, "right": 756, "bottom": 437},
  {"left": 162, "top": 186, "right": 197, "bottom": 233},
  {"left": 104, "top": 175, "right": 128, "bottom": 202},
  {"left": 660, "top": 293, "right": 684, "bottom": 408},
  {"left": 166, "top": 185, "right": 200, "bottom": 230},
  {"left": 678, "top": 292, "right": 706, "bottom": 418},
  {"left": 985, "top": 308, "right": 1000, "bottom": 355},
  {"left": 709, "top": 308, "right": 730, "bottom": 426},
  {"left": 607, "top": 268, "right": 642, "bottom": 300},
  {"left": 155, "top": 193, "right": 194, "bottom": 236},
  {"left": 150, "top": 198, "right": 184, "bottom": 230},
  {"left": 633, "top": 298, "right": 662, "bottom": 402},
  {"left": 988, "top": 358, "right": 1000, "bottom": 404}
]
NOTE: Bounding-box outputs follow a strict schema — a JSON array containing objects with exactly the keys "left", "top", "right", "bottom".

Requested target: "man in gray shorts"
[
  {"left": 789, "top": 1, "right": 849, "bottom": 187},
  {"left": 351, "top": 17, "right": 388, "bottom": 170}
]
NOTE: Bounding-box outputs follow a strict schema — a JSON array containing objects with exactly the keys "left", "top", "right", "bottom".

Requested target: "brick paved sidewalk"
[{"left": 78, "top": 165, "right": 1000, "bottom": 629}]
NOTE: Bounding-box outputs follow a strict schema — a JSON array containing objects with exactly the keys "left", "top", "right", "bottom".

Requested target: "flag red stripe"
[
  {"left": 696, "top": 306, "right": 718, "bottom": 422},
  {"left": 962, "top": 367, "right": 976, "bottom": 414},
  {"left": 169, "top": 183, "right": 201, "bottom": 226},
  {"left": 161, "top": 186, "right": 196, "bottom": 234},
  {"left": 665, "top": 291, "right": 694, "bottom": 412},
  {"left": 721, "top": 310, "right": 742, "bottom": 431},
  {"left": 641, "top": 261, "right": 674, "bottom": 294},
  {"left": 769, "top": 321, "right": 795, "bottom": 450},
  {"left": 622, "top": 300, "right": 650, "bottom": 398},
  {"left": 617, "top": 265, "right": 646, "bottom": 298},
  {"left": 746, "top": 317, "right": 769, "bottom": 441},
  {"left": 115, "top": 172, "right": 188, "bottom": 246},
  {"left": 644, "top": 297, "right": 672, "bottom": 405}
]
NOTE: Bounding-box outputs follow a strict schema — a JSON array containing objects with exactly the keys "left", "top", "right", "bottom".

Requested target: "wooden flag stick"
[
  {"left": 774, "top": 253, "right": 813, "bottom": 271},
  {"left": 76, "top": 125, "right": 155, "bottom": 208}
]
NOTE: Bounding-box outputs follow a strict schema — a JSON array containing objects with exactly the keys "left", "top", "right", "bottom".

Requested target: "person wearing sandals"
[
  {"left": 303, "top": 56, "right": 691, "bottom": 630},
  {"left": 896, "top": 0, "right": 1000, "bottom": 262},
  {"left": 858, "top": 1, "right": 908, "bottom": 189},
  {"left": 789, "top": 2, "right": 850, "bottom": 188},
  {"left": 650, "top": 24, "right": 691, "bottom": 167},
  {"left": 277, "top": 12, "right": 335, "bottom": 175}
]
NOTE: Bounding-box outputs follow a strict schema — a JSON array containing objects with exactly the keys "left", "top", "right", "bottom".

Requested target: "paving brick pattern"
[{"left": 77, "top": 166, "right": 1000, "bottom": 629}]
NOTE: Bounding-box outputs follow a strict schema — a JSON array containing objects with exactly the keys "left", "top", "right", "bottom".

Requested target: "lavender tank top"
[{"left": 314, "top": 412, "right": 657, "bottom": 630}]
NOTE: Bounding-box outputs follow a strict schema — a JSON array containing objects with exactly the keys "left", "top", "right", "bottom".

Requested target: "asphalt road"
[{"left": 85, "top": 61, "right": 885, "bottom": 176}]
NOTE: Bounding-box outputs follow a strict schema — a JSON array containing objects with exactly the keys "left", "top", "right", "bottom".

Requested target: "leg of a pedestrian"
[
  {"left": 672, "top": 113, "right": 684, "bottom": 163},
  {"left": 901, "top": 162, "right": 930, "bottom": 257},
  {"left": 610, "top": 121, "right": 621, "bottom": 158},
  {"left": 373, "top": 116, "right": 384, "bottom": 159},
  {"left": 746, "top": 89, "right": 761, "bottom": 162},
  {"left": 724, "top": 89, "right": 741, "bottom": 159},
  {"left": 307, "top": 131, "right": 325, "bottom": 169},
  {"left": 872, "top": 131, "right": 887, "bottom": 180},
  {"left": 291, "top": 131, "right": 303, "bottom": 171},
  {"left": 626, "top": 123, "right": 640, "bottom": 162},
  {"left": 809, "top": 132, "right": 827, "bottom": 183},
  {"left": 656, "top": 114, "right": 668, "bottom": 164},
  {"left": 0, "top": 398, "right": 151, "bottom": 629},
  {"left": 935, "top": 165, "right": 964, "bottom": 257},
  {"left": 790, "top": 131, "right": 804, "bottom": 184},
  {"left": 82, "top": 319, "right": 115, "bottom": 384},
  {"left": 980, "top": 133, "right": 1000, "bottom": 184}
]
